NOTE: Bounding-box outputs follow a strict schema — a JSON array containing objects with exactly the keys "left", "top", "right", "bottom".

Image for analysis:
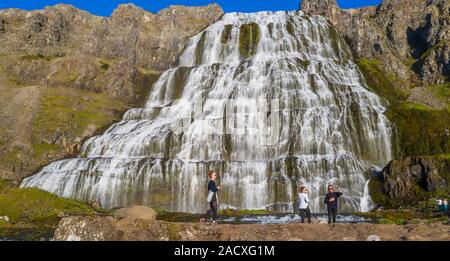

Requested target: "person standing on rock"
[
  {"left": 324, "top": 184, "right": 342, "bottom": 224},
  {"left": 201, "top": 170, "right": 221, "bottom": 223},
  {"left": 298, "top": 186, "right": 312, "bottom": 224}
]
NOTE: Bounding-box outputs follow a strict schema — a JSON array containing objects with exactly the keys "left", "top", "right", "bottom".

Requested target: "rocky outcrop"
[
  {"left": 300, "top": 0, "right": 449, "bottom": 85},
  {"left": 54, "top": 206, "right": 172, "bottom": 241},
  {"left": 82, "top": 4, "right": 223, "bottom": 71},
  {"left": 369, "top": 156, "right": 450, "bottom": 207},
  {"left": 0, "top": 3, "right": 223, "bottom": 99},
  {"left": 418, "top": 41, "right": 450, "bottom": 84}
]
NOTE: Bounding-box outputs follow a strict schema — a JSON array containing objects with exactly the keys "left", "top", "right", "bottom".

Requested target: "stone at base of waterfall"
[
  {"left": 53, "top": 216, "right": 123, "bottom": 241},
  {"left": 57, "top": 211, "right": 66, "bottom": 218},
  {"left": 0, "top": 216, "right": 10, "bottom": 223},
  {"left": 87, "top": 200, "right": 102, "bottom": 209},
  {"left": 367, "top": 235, "right": 381, "bottom": 241},
  {"left": 114, "top": 205, "right": 156, "bottom": 221}
]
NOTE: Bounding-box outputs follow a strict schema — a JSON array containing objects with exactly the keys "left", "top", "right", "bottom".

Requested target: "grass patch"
[
  {"left": 32, "top": 143, "right": 60, "bottom": 158},
  {"left": 218, "top": 208, "right": 272, "bottom": 217},
  {"left": 429, "top": 83, "right": 450, "bottom": 110},
  {"left": 436, "top": 154, "right": 450, "bottom": 159},
  {"left": 403, "top": 58, "right": 418, "bottom": 69},
  {"left": 21, "top": 54, "right": 54, "bottom": 62},
  {"left": 32, "top": 87, "right": 128, "bottom": 143},
  {"left": 0, "top": 147, "right": 24, "bottom": 168},
  {"left": 355, "top": 58, "right": 407, "bottom": 103},
  {"left": 386, "top": 105, "right": 450, "bottom": 156},
  {"left": 0, "top": 187, "right": 94, "bottom": 224},
  {"left": 99, "top": 60, "right": 110, "bottom": 71},
  {"left": 401, "top": 102, "right": 435, "bottom": 111},
  {"left": 356, "top": 58, "right": 450, "bottom": 157},
  {"left": 358, "top": 210, "right": 416, "bottom": 225}
]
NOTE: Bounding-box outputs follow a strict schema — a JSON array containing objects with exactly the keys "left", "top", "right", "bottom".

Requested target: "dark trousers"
[
  {"left": 327, "top": 207, "right": 337, "bottom": 224},
  {"left": 206, "top": 200, "right": 218, "bottom": 221},
  {"left": 299, "top": 207, "right": 312, "bottom": 223}
]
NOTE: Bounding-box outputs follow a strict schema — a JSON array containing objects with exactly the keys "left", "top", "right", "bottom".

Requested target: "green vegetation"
[
  {"left": 403, "top": 58, "right": 418, "bottom": 69},
  {"left": 386, "top": 105, "right": 450, "bottom": 156},
  {"left": 32, "top": 87, "right": 128, "bottom": 143},
  {"left": 436, "top": 154, "right": 450, "bottom": 159},
  {"left": 429, "top": 83, "right": 450, "bottom": 110},
  {"left": 29, "top": 86, "right": 128, "bottom": 166},
  {"left": 368, "top": 178, "right": 389, "bottom": 207},
  {"left": 0, "top": 180, "right": 96, "bottom": 240},
  {"left": 221, "top": 24, "right": 233, "bottom": 44},
  {"left": 32, "top": 143, "right": 60, "bottom": 158},
  {"left": 0, "top": 187, "right": 94, "bottom": 224},
  {"left": 21, "top": 54, "right": 54, "bottom": 62},
  {"left": 357, "top": 210, "right": 447, "bottom": 225},
  {"left": 356, "top": 58, "right": 450, "bottom": 157},
  {"left": 239, "top": 23, "right": 260, "bottom": 58},
  {"left": 355, "top": 58, "right": 407, "bottom": 103},
  {"left": 99, "top": 60, "right": 110, "bottom": 71},
  {"left": 218, "top": 208, "right": 272, "bottom": 217},
  {"left": 195, "top": 32, "right": 207, "bottom": 65}
]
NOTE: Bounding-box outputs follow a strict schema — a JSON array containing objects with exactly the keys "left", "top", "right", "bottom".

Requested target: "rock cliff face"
[
  {"left": 301, "top": 0, "right": 449, "bottom": 85},
  {"left": 0, "top": 4, "right": 223, "bottom": 180},
  {"left": 369, "top": 156, "right": 450, "bottom": 208},
  {"left": 0, "top": 3, "right": 223, "bottom": 98}
]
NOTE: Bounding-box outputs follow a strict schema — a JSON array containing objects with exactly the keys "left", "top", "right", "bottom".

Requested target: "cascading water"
[{"left": 21, "top": 11, "right": 392, "bottom": 213}]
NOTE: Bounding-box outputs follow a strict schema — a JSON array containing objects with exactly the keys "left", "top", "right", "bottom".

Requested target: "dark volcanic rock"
[{"left": 370, "top": 156, "right": 450, "bottom": 207}]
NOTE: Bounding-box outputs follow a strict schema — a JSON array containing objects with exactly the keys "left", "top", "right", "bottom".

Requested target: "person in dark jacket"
[
  {"left": 324, "top": 184, "right": 342, "bottom": 224},
  {"left": 201, "top": 170, "right": 221, "bottom": 223}
]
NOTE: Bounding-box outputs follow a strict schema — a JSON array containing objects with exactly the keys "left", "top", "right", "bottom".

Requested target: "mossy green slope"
[
  {"left": 239, "top": 23, "right": 260, "bottom": 58},
  {"left": 355, "top": 58, "right": 450, "bottom": 157},
  {"left": 0, "top": 185, "right": 94, "bottom": 224}
]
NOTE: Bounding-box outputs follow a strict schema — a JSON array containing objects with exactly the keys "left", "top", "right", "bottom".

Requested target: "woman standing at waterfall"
[
  {"left": 201, "top": 170, "right": 221, "bottom": 223},
  {"left": 324, "top": 185, "right": 343, "bottom": 224},
  {"left": 298, "top": 186, "right": 312, "bottom": 224}
]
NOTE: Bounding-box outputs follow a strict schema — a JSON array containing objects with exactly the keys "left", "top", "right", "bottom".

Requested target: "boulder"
[
  {"left": 370, "top": 156, "right": 450, "bottom": 208},
  {"left": 53, "top": 216, "right": 123, "bottom": 241},
  {"left": 367, "top": 235, "right": 381, "bottom": 241},
  {"left": 114, "top": 205, "right": 157, "bottom": 221}
]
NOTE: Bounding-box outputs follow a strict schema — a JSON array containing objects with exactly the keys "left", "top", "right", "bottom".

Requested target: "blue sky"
[{"left": 0, "top": 0, "right": 382, "bottom": 16}]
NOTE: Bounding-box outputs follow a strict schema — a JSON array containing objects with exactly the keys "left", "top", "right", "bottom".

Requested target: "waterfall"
[{"left": 21, "top": 11, "right": 392, "bottom": 213}]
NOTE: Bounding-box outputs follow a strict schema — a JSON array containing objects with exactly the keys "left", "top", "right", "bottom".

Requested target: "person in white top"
[{"left": 298, "top": 186, "right": 312, "bottom": 224}]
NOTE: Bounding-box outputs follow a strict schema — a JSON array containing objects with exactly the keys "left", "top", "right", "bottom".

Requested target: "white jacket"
[{"left": 298, "top": 192, "right": 310, "bottom": 209}]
